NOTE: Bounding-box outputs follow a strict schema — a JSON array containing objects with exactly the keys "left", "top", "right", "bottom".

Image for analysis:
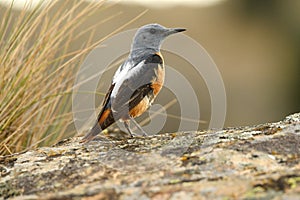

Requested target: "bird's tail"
[{"left": 81, "top": 108, "right": 115, "bottom": 143}]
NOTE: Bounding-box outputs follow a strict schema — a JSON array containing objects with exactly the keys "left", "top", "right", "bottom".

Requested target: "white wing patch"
[
  {"left": 111, "top": 60, "right": 146, "bottom": 98},
  {"left": 112, "top": 61, "right": 131, "bottom": 84}
]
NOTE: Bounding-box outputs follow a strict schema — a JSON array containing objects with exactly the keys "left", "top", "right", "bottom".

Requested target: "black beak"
[
  {"left": 174, "top": 28, "right": 186, "bottom": 33},
  {"left": 166, "top": 28, "right": 186, "bottom": 36}
]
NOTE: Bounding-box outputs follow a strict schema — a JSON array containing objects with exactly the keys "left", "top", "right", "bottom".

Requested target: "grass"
[
  {"left": 0, "top": 0, "right": 119, "bottom": 155},
  {"left": 0, "top": 0, "right": 103, "bottom": 155}
]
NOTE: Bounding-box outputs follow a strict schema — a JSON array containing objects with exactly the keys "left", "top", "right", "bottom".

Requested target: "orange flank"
[{"left": 129, "top": 97, "right": 150, "bottom": 118}]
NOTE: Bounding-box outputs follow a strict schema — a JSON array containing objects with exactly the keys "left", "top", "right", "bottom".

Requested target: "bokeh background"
[{"left": 1, "top": 0, "right": 299, "bottom": 132}]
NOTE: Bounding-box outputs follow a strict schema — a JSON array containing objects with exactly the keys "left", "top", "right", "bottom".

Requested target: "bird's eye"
[{"left": 150, "top": 28, "right": 156, "bottom": 34}]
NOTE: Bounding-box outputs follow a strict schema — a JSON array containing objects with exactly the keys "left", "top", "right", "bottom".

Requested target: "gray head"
[{"left": 130, "top": 24, "right": 186, "bottom": 53}]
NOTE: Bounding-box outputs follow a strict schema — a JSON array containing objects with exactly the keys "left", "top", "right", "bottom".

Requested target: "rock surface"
[{"left": 1, "top": 113, "right": 300, "bottom": 199}]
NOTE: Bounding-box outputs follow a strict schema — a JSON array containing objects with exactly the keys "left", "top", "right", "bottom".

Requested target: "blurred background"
[{"left": 1, "top": 0, "right": 299, "bottom": 132}]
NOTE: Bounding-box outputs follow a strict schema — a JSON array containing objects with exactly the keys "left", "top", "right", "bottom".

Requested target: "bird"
[{"left": 81, "top": 23, "right": 186, "bottom": 142}]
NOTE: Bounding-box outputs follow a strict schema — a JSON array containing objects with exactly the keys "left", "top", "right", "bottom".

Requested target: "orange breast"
[{"left": 151, "top": 64, "right": 165, "bottom": 96}]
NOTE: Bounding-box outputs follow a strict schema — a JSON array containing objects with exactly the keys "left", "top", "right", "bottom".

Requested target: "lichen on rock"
[{"left": 1, "top": 113, "right": 300, "bottom": 199}]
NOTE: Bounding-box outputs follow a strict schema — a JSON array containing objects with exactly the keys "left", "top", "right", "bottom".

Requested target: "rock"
[{"left": 1, "top": 113, "right": 300, "bottom": 199}]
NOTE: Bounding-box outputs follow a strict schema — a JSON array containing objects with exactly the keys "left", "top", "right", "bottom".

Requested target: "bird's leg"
[
  {"left": 123, "top": 120, "right": 133, "bottom": 138},
  {"left": 129, "top": 117, "right": 148, "bottom": 136}
]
